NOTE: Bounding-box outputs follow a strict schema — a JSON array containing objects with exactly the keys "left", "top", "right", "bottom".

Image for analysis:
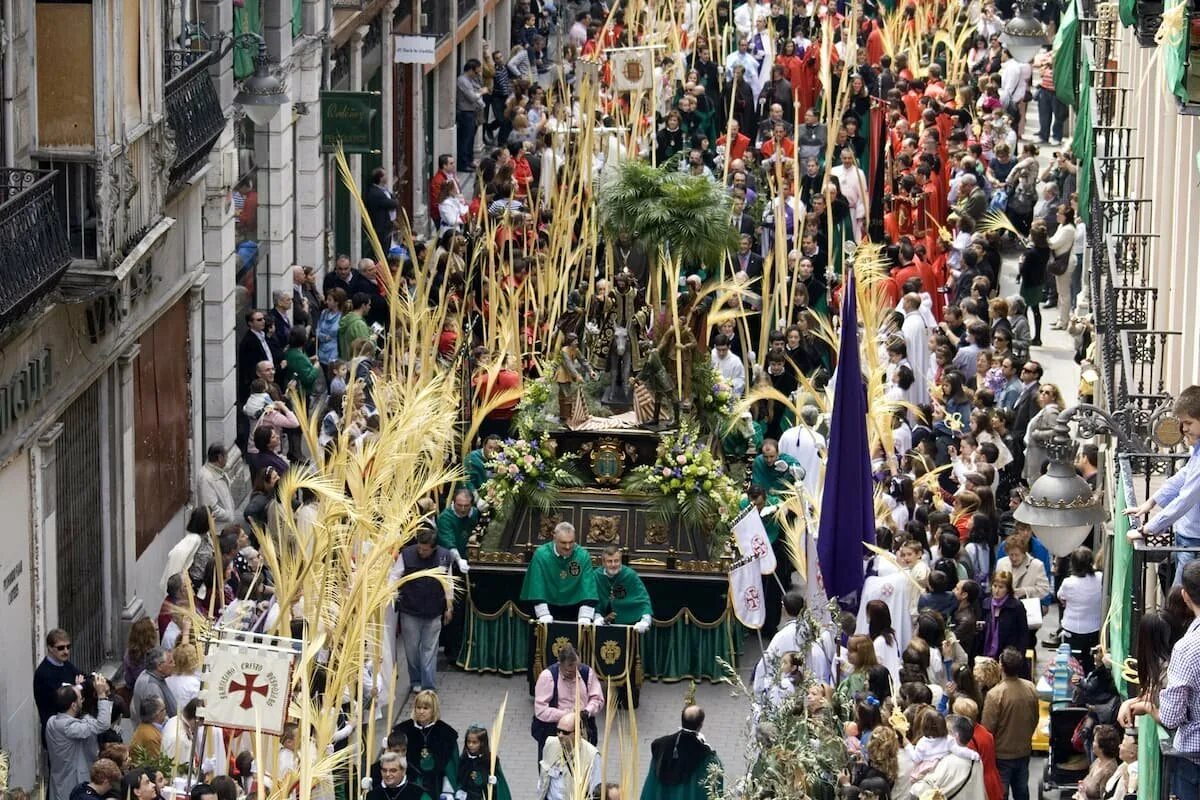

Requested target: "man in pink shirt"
[{"left": 531, "top": 644, "right": 605, "bottom": 758}]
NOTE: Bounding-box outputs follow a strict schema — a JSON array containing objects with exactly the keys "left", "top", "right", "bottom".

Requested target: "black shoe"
[
  {"left": 1030, "top": 337, "right": 1043, "bottom": 347},
  {"left": 1042, "top": 300, "right": 1056, "bottom": 308},
  {"left": 1042, "top": 633, "right": 1062, "bottom": 648}
]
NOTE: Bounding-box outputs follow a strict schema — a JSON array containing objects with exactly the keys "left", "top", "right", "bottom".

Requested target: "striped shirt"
[{"left": 1159, "top": 617, "right": 1200, "bottom": 751}]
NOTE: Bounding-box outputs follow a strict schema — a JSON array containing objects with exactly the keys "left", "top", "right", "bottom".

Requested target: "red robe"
[
  {"left": 796, "top": 48, "right": 821, "bottom": 115},
  {"left": 866, "top": 28, "right": 886, "bottom": 68}
]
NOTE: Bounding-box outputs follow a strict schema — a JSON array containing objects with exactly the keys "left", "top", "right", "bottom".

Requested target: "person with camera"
[{"left": 45, "top": 676, "right": 112, "bottom": 800}]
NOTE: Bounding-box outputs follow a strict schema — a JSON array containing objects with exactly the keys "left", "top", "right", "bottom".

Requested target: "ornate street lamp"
[
  {"left": 233, "top": 35, "right": 288, "bottom": 126},
  {"left": 1002, "top": 0, "right": 1048, "bottom": 63},
  {"left": 1013, "top": 415, "right": 1103, "bottom": 557}
]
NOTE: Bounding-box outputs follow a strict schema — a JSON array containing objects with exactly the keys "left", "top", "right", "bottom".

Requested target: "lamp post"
[
  {"left": 1001, "top": 0, "right": 1048, "bottom": 63},
  {"left": 1014, "top": 404, "right": 1137, "bottom": 557},
  {"left": 232, "top": 34, "right": 288, "bottom": 126}
]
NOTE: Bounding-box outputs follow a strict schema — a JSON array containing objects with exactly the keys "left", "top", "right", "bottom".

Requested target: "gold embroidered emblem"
[{"left": 600, "top": 639, "right": 621, "bottom": 665}]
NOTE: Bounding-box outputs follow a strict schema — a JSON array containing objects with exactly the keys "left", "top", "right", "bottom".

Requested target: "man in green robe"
[
  {"left": 749, "top": 438, "right": 802, "bottom": 502},
  {"left": 520, "top": 521, "right": 599, "bottom": 623},
  {"left": 640, "top": 706, "right": 723, "bottom": 800},
  {"left": 464, "top": 435, "right": 502, "bottom": 495},
  {"left": 437, "top": 488, "right": 477, "bottom": 571},
  {"left": 594, "top": 546, "right": 653, "bottom": 633}
]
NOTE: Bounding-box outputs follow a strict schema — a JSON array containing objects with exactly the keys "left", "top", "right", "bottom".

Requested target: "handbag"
[
  {"left": 1048, "top": 251, "right": 1071, "bottom": 276},
  {"left": 1021, "top": 597, "right": 1044, "bottom": 629}
]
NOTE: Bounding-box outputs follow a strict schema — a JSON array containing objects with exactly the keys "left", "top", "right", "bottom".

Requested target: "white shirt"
[
  {"left": 831, "top": 164, "right": 868, "bottom": 218},
  {"left": 734, "top": 0, "right": 771, "bottom": 36},
  {"left": 999, "top": 58, "right": 1025, "bottom": 107},
  {"left": 711, "top": 349, "right": 746, "bottom": 396},
  {"left": 165, "top": 672, "right": 202, "bottom": 707},
  {"left": 1058, "top": 572, "right": 1104, "bottom": 634}
]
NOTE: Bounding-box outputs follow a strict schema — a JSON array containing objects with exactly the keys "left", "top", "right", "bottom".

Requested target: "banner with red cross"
[{"left": 199, "top": 631, "right": 298, "bottom": 735}]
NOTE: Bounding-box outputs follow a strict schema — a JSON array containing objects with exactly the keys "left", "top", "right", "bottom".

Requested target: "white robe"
[
  {"left": 832, "top": 164, "right": 869, "bottom": 239},
  {"left": 901, "top": 310, "right": 931, "bottom": 405},
  {"left": 777, "top": 424, "right": 825, "bottom": 499}
]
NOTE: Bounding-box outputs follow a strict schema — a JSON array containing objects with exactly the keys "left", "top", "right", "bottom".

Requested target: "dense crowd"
[{"left": 23, "top": 2, "right": 1200, "bottom": 800}]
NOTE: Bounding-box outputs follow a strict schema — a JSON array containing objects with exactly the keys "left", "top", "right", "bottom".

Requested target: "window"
[
  {"left": 133, "top": 297, "right": 191, "bottom": 556},
  {"left": 35, "top": 0, "right": 95, "bottom": 148},
  {"left": 37, "top": 159, "right": 99, "bottom": 261}
]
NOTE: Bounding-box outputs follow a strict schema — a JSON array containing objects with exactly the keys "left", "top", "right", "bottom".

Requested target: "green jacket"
[
  {"left": 283, "top": 347, "right": 321, "bottom": 395},
  {"left": 338, "top": 311, "right": 372, "bottom": 360}
]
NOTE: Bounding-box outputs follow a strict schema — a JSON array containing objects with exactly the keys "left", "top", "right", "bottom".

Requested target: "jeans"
[
  {"left": 1174, "top": 534, "right": 1200, "bottom": 586},
  {"left": 1172, "top": 754, "right": 1200, "bottom": 800},
  {"left": 1070, "top": 253, "right": 1083, "bottom": 308},
  {"left": 1036, "top": 89, "right": 1067, "bottom": 142},
  {"left": 455, "top": 109, "right": 477, "bottom": 167},
  {"left": 996, "top": 756, "right": 1030, "bottom": 800},
  {"left": 399, "top": 612, "right": 443, "bottom": 690}
]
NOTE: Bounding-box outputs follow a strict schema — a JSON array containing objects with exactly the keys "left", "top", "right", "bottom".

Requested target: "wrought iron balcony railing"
[
  {"left": 0, "top": 169, "right": 72, "bottom": 329},
  {"left": 164, "top": 50, "right": 225, "bottom": 200}
]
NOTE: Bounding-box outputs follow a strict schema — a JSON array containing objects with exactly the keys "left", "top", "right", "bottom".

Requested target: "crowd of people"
[{"left": 23, "top": 1, "right": 1200, "bottom": 800}]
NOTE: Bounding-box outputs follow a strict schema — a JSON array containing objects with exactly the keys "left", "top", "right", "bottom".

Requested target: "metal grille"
[{"left": 55, "top": 381, "right": 105, "bottom": 670}]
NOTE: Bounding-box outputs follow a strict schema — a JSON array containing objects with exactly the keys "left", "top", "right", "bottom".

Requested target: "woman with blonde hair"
[
  {"left": 393, "top": 690, "right": 460, "bottom": 799},
  {"left": 1024, "top": 382, "right": 1064, "bottom": 484},
  {"left": 166, "top": 642, "right": 203, "bottom": 707}
]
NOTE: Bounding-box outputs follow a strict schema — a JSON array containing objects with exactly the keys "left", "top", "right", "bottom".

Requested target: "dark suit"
[
  {"left": 732, "top": 251, "right": 764, "bottom": 279},
  {"left": 731, "top": 213, "right": 757, "bottom": 242},
  {"left": 363, "top": 183, "right": 398, "bottom": 247},
  {"left": 238, "top": 330, "right": 274, "bottom": 401},
  {"left": 1011, "top": 381, "right": 1039, "bottom": 440},
  {"left": 324, "top": 270, "right": 376, "bottom": 301},
  {"left": 269, "top": 308, "right": 291, "bottom": 354}
]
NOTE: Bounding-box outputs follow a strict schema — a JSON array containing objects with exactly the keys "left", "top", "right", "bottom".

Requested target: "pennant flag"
[
  {"left": 1052, "top": 0, "right": 1080, "bottom": 107},
  {"left": 729, "top": 555, "right": 766, "bottom": 629},
  {"left": 816, "top": 267, "right": 874, "bottom": 604},
  {"left": 609, "top": 48, "right": 655, "bottom": 92},
  {"left": 732, "top": 503, "right": 778, "bottom": 575},
  {"left": 1071, "top": 52, "right": 1094, "bottom": 223}
]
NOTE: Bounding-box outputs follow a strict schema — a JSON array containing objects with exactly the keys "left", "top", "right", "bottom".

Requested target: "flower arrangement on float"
[
  {"left": 622, "top": 421, "right": 742, "bottom": 541},
  {"left": 480, "top": 437, "right": 583, "bottom": 515}
]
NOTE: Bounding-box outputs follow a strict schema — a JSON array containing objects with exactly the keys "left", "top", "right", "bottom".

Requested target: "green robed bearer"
[
  {"left": 520, "top": 521, "right": 599, "bottom": 623},
  {"left": 641, "top": 706, "right": 723, "bottom": 800},
  {"left": 594, "top": 546, "right": 652, "bottom": 632}
]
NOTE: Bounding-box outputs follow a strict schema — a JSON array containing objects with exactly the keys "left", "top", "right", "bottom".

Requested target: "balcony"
[
  {"left": 164, "top": 50, "right": 226, "bottom": 200},
  {"left": 0, "top": 169, "right": 73, "bottom": 329}
]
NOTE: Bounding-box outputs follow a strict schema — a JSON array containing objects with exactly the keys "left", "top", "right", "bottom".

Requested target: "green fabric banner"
[
  {"left": 293, "top": 0, "right": 302, "bottom": 37},
  {"left": 1120, "top": 0, "right": 1136, "bottom": 27},
  {"left": 641, "top": 612, "right": 739, "bottom": 682},
  {"left": 1137, "top": 717, "right": 1167, "bottom": 800},
  {"left": 1071, "top": 54, "right": 1094, "bottom": 223},
  {"left": 1163, "top": 0, "right": 1191, "bottom": 104},
  {"left": 457, "top": 601, "right": 533, "bottom": 675},
  {"left": 233, "top": 0, "right": 263, "bottom": 82},
  {"left": 1053, "top": 0, "right": 1080, "bottom": 107},
  {"left": 1109, "top": 470, "right": 1133, "bottom": 696}
]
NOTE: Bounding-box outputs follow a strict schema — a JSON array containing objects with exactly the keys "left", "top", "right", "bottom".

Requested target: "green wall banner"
[{"left": 320, "top": 91, "right": 381, "bottom": 154}]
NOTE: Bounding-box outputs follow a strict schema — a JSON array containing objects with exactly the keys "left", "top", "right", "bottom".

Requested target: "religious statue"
[
  {"left": 554, "top": 333, "right": 594, "bottom": 427},
  {"left": 655, "top": 299, "right": 698, "bottom": 411},
  {"left": 634, "top": 350, "right": 678, "bottom": 428},
  {"left": 592, "top": 273, "right": 649, "bottom": 410}
]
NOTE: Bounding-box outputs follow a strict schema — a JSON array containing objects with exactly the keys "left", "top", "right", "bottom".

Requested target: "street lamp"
[
  {"left": 1014, "top": 416, "right": 1103, "bottom": 557},
  {"left": 1001, "top": 0, "right": 1047, "bottom": 63},
  {"left": 232, "top": 35, "right": 288, "bottom": 126}
]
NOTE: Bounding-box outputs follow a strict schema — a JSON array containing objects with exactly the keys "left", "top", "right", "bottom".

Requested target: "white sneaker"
[{"left": 1049, "top": 138, "right": 1062, "bottom": 146}]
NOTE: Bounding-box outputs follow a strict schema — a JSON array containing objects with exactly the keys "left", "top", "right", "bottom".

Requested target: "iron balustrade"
[
  {"left": 164, "top": 50, "right": 225, "bottom": 199},
  {"left": 0, "top": 169, "right": 72, "bottom": 329}
]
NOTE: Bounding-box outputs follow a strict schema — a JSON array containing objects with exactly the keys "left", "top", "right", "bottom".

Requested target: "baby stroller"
[
  {"left": 1038, "top": 663, "right": 1119, "bottom": 799},
  {"left": 1037, "top": 704, "right": 1090, "bottom": 800}
]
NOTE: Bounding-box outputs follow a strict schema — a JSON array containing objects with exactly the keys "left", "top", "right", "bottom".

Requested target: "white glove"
[
  {"left": 487, "top": 776, "right": 498, "bottom": 786},
  {"left": 634, "top": 615, "right": 651, "bottom": 634},
  {"left": 534, "top": 603, "right": 550, "bottom": 619},
  {"left": 457, "top": 558, "right": 470, "bottom": 573},
  {"left": 360, "top": 779, "right": 373, "bottom": 792},
  {"left": 476, "top": 497, "right": 489, "bottom": 512},
  {"left": 594, "top": 615, "right": 607, "bottom": 625},
  {"left": 201, "top": 758, "right": 218, "bottom": 775},
  {"left": 325, "top": 744, "right": 334, "bottom": 756},
  {"left": 759, "top": 504, "right": 778, "bottom": 518},
  {"left": 585, "top": 321, "right": 600, "bottom": 335},
  {"left": 538, "top": 615, "right": 554, "bottom": 624},
  {"left": 455, "top": 791, "right": 468, "bottom": 800},
  {"left": 789, "top": 463, "right": 806, "bottom": 482},
  {"left": 578, "top": 605, "right": 596, "bottom": 624},
  {"left": 773, "top": 459, "right": 789, "bottom": 474}
]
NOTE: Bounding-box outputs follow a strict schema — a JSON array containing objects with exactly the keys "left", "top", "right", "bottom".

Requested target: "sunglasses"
[{"left": 54, "top": 644, "right": 71, "bottom": 651}]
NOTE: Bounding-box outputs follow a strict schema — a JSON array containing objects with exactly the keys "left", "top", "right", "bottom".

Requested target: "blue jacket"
[{"left": 316, "top": 309, "right": 341, "bottom": 365}]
